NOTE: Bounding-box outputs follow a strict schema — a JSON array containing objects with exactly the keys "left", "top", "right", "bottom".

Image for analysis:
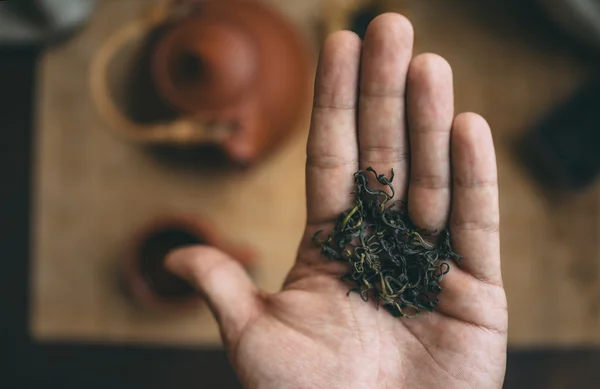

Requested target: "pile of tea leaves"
[{"left": 313, "top": 168, "right": 462, "bottom": 318}]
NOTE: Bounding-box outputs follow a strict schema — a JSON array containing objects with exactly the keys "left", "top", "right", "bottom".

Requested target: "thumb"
[{"left": 165, "top": 246, "right": 261, "bottom": 344}]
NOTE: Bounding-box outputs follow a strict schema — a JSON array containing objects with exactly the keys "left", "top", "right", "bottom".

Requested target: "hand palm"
[{"left": 168, "top": 13, "right": 507, "bottom": 389}]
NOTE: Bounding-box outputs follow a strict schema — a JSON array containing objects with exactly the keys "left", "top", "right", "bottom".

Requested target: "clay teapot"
[{"left": 151, "top": 0, "right": 312, "bottom": 165}]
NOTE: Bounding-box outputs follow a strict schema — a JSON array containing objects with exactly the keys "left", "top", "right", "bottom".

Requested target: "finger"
[
  {"left": 165, "top": 246, "right": 261, "bottom": 344},
  {"left": 306, "top": 30, "right": 361, "bottom": 226},
  {"left": 407, "top": 54, "right": 454, "bottom": 233},
  {"left": 358, "top": 13, "right": 414, "bottom": 200},
  {"left": 450, "top": 113, "right": 502, "bottom": 286}
]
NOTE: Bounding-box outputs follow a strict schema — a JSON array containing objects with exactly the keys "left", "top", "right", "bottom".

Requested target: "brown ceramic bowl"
[
  {"left": 151, "top": 0, "right": 312, "bottom": 165},
  {"left": 123, "top": 214, "right": 255, "bottom": 312}
]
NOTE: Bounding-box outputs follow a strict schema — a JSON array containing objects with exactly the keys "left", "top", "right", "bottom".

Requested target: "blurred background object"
[
  {"left": 0, "top": 0, "right": 96, "bottom": 45},
  {"left": 539, "top": 0, "right": 600, "bottom": 51},
  {"left": 517, "top": 0, "right": 600, "bottom": 192},
  {"left": 151, "top": 0, "right": 312, "bottom": 164},
  {"left": 320, "top": 0, "right": 367, "bottom": 37},
  {"left": 517, "top": 75, "right": 600, "bottom": 191},
  {"left": 122, "top": 213, "right": 255, "bottom": 313},
  {"left": 91, "top": 0, "right": 312, "bottom": 166}
]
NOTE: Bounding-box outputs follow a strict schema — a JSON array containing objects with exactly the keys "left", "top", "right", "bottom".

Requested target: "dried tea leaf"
[{"left": 313, "top": 168, "right": 462, "bottom": 318}]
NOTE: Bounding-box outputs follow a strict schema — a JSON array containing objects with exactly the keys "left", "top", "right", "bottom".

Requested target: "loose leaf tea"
[{"left": 313, "top": 168, "right": 462, "bottom": 318}]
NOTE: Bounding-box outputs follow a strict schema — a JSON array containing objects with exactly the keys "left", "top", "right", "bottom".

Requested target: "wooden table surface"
[{"left": 31, "top": 0, "right": 600, "bottom": 348}]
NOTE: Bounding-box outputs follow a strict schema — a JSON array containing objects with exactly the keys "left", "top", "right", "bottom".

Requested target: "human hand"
[{"left": 167, "top": 13, "right": 507, "bottom": 389}]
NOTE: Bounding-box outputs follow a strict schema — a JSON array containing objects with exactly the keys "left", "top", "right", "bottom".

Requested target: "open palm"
[{"left": 167, "top": 13, "right": 508, "bottom": 389}]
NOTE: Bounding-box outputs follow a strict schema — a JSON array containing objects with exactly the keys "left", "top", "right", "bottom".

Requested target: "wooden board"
[{"left": 32, "top": 0, "right": 600, "bottom": 347}]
